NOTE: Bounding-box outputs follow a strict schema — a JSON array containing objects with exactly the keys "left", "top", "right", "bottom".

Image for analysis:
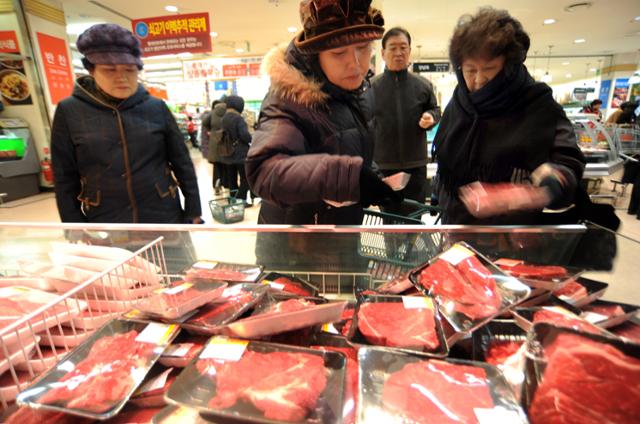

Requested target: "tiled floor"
[{"left": 1, "top": 150, "right": 639, "bottom": 303}]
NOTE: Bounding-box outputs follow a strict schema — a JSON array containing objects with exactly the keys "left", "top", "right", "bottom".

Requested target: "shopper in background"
[
  {"left": 187, "top": 116, "right": 198, "bottom": 148},
  {"left": 221, "top": 95, "right": 253, "bottom": 205},
  {"left": 366, "top": 27, "right": 440, "bottom": 214},
  {"left": 199, "top": 107, "right": 211, "bottom": 157},
  {"left": 247, "top": 0, "right": 400, "bottom": 224},
  {"left": 581, "top": 99, "right": 603, "bottom": 121},
  {"left": 51, "top": 24, "right": 202, "bottom": 223},
  {"left": 433, "top": 8, "right": 585, "bottom": 225},
  {"left": 203, "top": 99, "right": 227, "bottom": 194}
]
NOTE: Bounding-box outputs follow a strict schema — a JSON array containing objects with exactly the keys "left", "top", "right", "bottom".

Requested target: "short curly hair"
[{"left": 449, "top": 7, "right": 530, "bottom": 69}]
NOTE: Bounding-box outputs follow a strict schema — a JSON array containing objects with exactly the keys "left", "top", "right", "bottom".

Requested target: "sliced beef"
[
  {"left": 273, "top": 277, "right": 313, "bottom": 297},
  {"left": 189, "top": 291, "right": 255, "bottom": 327},
  {"left": 485, "top": 340, "right": 524, "bottom": 366},
  {"left": 199, "top": 351, "right": 328, "bottom": 422},
  {"left": 582, "top": 304, "right": 626, "bottom": 318},
  {"left": 357, "top": 302, "right": 439, "bottom": 350},
  {"left": 382, "top": 360, "right": 493, "bottom": 423},
  {"left": 505, "top": 263, "right": 567, "bottom": 279},
  {"left": 553, "top": 279, "right": 588, "bottom": 302},
  {"left": 259, "top": 298, "right": 315, "bottom": 316},
  {"left": 529, "top": 333, "right": 640, "bottom": 424},
  {"left": 533, "top": 309, "right": 602, "bottom": 335},
  {"left": 5, "top": 407, "right": 92, "bottom": 424}
]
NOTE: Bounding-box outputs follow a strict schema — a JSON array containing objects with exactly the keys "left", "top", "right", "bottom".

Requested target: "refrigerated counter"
[{"left": 0, "top": 118, "right": 40, "bottom": 202}]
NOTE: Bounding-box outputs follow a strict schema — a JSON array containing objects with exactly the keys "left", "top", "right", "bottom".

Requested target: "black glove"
[{"left": 359, "top": 167, "right": 403, "bottom": 208}]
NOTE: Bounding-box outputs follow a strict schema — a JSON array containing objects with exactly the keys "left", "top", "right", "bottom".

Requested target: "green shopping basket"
[{"left": 208, "top": 191, "right": 245, "bottom": 224}]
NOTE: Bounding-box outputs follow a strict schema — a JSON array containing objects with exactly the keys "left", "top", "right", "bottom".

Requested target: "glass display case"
[{"left": 569, "top": 113, "right": 624, "bottom": 177}]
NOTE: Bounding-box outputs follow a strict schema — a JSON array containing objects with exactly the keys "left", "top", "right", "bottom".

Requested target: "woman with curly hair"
[{"left": 433, "top": 7, "right": 585, "bottom": 225}]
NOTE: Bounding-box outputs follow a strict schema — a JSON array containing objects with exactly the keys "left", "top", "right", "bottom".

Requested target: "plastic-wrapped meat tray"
[
  {"left": 158, "top": 334, "right": 209, "bottom": 368},
  {"left": 409, "top": 242, "right": 531, "bottom": 333},
  {"left": 0, "top": 277, "right": 57, "bottom": 292},
  {"left": 472, "top": 320, "right": 526, "bottom": 364},
  {"left": 16, "top": 345, "right": 62, "bottom": 373},
  {"left": 522, "top": 323, "right": 640, "bottom": 424},
  {"left": 346, "top": 294, "right": 448, "bottom": 357},
  {"left": 185, "top": 261, "right": 263, "bottom": 284},
  {"left": 258, "top": 272, "right": 319, "bottom": 298},
  {"left": 0, "top": 336, "right": 39, "bottom": 376},
  {"left": 165, "top": 338, "right": 346, "bottom": 424},
  {"left": 0, "top": 369, "right": 34, "bottom": 403},
  {"left": 180, "top": 283, "right": 268, "bottom": 335},
  {"left": 552, "top": 277, "right": 608, "bottom": 307},
  {"left": 50, "top": 277, "right": 162, "bottom": 302},
  {"left": 357, "top": 347, "right": 527, "bottom": 424},
  {"left": 493, "top": 258, "right": 584, "bottom": 291},
  {"left": 16, "top": 318, "right": 180, "bottom": 420},
  {"left": 137, "top": 281, "right": 227, "bottom": 320},
  {"left": 512, "top": 306, "right": 610, "bottom": 335},
  {"left": 580, "top": 299, "right": 639, "bottom": 329}
]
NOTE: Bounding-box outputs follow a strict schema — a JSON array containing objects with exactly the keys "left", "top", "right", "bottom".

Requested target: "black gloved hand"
[{"left": 359, "top": 167, "right": 403, "bottom": 208}]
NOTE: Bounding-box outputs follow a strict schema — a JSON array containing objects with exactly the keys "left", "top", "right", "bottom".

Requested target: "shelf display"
[{"left": 0, "top": 223, "right": 638, "bottom": 423}]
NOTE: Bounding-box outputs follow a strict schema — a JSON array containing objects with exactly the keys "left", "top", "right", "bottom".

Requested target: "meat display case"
[
  {"left": 568, "top": 113, "right": 624, "bottom": 178},
  {"left": 0, "top": 222, "right": 638, "bottom": 422}
]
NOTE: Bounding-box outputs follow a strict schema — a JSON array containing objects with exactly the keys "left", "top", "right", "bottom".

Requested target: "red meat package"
[
  {"left": 259, "top": 272, "right": 319, "bottom": 297},
  {"left": 459, "top": 182, "right": 551, "bottom": 218},
  {"left": 527, "top": 325, "right": 640, "bottom": 424},
  {"left": 553, "top": 279, "right": 588, "bottom": 303},
  {"left": 165, "top": 339, "right": 346, "bottom": 424},
  {"left": 16, "top": 320, "right": 179, "bottom": 420},
  {"left": 358, "top": 348, "right": 527, "bottom": 424},
  {"left": 137, "top": 281, "right": 227, "bottom": 320},
  {"left": 185, "top": 261, "right": 262, "bottom": 283},
  {"left": 412, "top": 243, "right": 530, "bottom": 332}
]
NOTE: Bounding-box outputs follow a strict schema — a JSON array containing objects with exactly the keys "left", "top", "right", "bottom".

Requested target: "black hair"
[
  {"left": 188, "top": 116, "right": 193, "bottom": 121},
  {"left": 382, "top": 27, "right": 411, "bottom": 49},
  {"left": 590, "top": 99, "right": 603, "bottom": 107}
]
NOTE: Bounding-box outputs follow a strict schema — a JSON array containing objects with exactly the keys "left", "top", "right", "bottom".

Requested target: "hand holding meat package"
[
  {"left": 410, "top": 243, "right": 530, "bottom": 332},
  {"left": 16, "top": 319, "right": 180, "bottom": 420},
  {"left": 166, "top": 337, "right": 346, "bottom": 423},
  {"left": 358, "top": 347, "right": 528, "bottom": 424},
  {"left": 347, "top": 294, "right": 448, "bottom": 357},
  {"left": 459, "top": 182, "right": 551, "bottom": 218},
  {"left": 525, "top": 323, "right": 640, "bottom": 424}
]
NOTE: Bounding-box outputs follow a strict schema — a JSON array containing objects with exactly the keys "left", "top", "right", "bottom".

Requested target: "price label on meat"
[
  {"left": 222, "top": 285, "right": 243, "bottom": 298},
  {"left": 581, "top": 311, "right": 608, "bottom": 324},
  {"left": 542, "top": 306, "right": 576, "bottom": 318},
  {"left": 494, "top": 258, "right": 524, "bottom": 268},
  {"left": 163, "top": 343, "right": 195, "bottom": 357},
  {"left": 402, "top": 296, "right": 434, "bottom": 310},
  {"left": 474, "top": 406, "right": 523, "bottom": 423},
  {"left": 200, "top": 336, "right": 248, "bottom": 361},
  {"left": 261, "top": 280, "right": 285, "bottom": 290},
  {"left": 440, "top": 244, "right": 474, "bottom": 266},
  {"left": 193, "top": 261, "right": 217, "bottom": 270},
  {"left": 135, "top": 323, "right": 178, "bottom": 345},
  {"left": 164, "top": 282, "right": 193, "bottom": 295}
]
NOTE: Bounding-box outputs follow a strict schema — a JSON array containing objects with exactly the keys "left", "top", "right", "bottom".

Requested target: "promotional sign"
[
  {"left": 598, "top": 79, "right": 611, "bottom": 106},
  {"left": 0, "top": 30, "right": 33, "bottom": 106},
  {"left": 36, "top": 32, "right": 74, "bottom": 105},
  {"left": 222, "top": 64, "right": 248, "bottom": 78},
  {"left": 611, "top": 78, "right": 629, "bottom": 109},
  {"left": 413, "top": 62, "right": 450, "bottom": 73},
  {"left": 573, "top": 87, "right": 595, "bottom": 102},
  {"left": 132, "top": 12, "right": 211, "bottom": 57},
  {"left": 183, "top": 59, "right": 222, "bottom": 80}
]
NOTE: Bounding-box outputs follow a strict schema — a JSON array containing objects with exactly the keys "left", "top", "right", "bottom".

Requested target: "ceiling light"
[
  {"left": 210, "top": 31, "right": 218, "bottom": 37},
  {"left": 635, "top": 16, "right": 640, "bottom": 22},
  {"left": 235, "top": 48, "right": 245, "bottom": 53},
  {"left": 287, "top": 26, "right": 297, "bottom": 33},
  {"left": 565, "top": 73, "right": 573, "bottom": 78},
  {"left": 574, "top": 38, "right": 586, "bottom": 44},
  {"left": 543, "top": 18, "right": 556, "bottom": 25},
  {"left": 165, "top": 5, "right": 178, "bottom": 12},
  {"left": 562, "top": 61, "right": 570, "bottom": 65}
]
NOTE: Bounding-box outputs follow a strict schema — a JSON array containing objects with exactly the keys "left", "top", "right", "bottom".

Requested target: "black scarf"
[{"left": 434, "top": 64, "right": 558, "bottom": 193}]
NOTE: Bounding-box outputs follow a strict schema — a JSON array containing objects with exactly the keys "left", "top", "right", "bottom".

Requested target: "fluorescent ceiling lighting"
[
  {"left": 235, "top": 48, "right": 245, "bottom": 53},
  {"left": 287, "top": 26, "right": 297, "bottom": 33},
  {"left": 165, "top": 5, "right": 178, "bottom": 12},
  {"left": 543, "top": 18, "right": 556, "bottom": 25},
  {"left": 634, "top": 16, "right": 640, "bottom": 22},
  {"left": 574, "top": 38, "right": 586, "bottom": 44},
  {"left": 565, "top": 73, "right": 573, "bottom": 78},
  {"left": 210, "top": 31, "right": 218, "bottom": 37},
  {"left": 562, "top": 62, "right": 570, "bottom": 65}
]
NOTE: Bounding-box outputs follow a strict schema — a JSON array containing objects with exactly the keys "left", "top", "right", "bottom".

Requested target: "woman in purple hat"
[
  {"left": 246, "top": 0, "right": 401, "bottom": 225},
  {"left": 50, "top": 23, "right": 202, "bottom": 224}
]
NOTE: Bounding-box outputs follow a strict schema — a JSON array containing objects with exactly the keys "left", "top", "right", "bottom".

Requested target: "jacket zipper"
[
  {"left": 77, "top": 84, "right": 139, "bottom": 222},
  {"left": 394, "top": 73, "right": 405, "bottom": 164}
]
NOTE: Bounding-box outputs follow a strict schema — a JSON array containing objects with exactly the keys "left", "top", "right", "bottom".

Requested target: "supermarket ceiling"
[{"left": 59, "top": 0, "right": 640, "bottom": 82}]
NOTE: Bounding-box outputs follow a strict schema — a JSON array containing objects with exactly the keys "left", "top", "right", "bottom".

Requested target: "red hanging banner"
[
  {"left": 132, "top": 13, "right": 212, "bottom": 57},
  {"left": 36, "top": 32, "right": 74, "bottom": 105}
]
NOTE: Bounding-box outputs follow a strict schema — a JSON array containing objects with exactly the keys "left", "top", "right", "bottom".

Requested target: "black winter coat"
[
  {"left": 221, "top": 109, "right": 252, "bottom": 165},
  {"left": 246, "top": 42, "right": 374, "bottom": 225},
  {"left": 51, "top": 76, "right": 201, "bottom": 223}
]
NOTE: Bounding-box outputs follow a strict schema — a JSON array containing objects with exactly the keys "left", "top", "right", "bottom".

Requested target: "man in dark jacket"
[
  {"left": 51, "top": 24, "right": 201, "bottom": 223},
  {"left": 222, "top": 95, "right": 252, "bottom": 204},
  {"left": 367, "top": 27, "right": 440, "bottom": 212},
  {"left": 202, "top": 99, "right": 227, "bottom": 192}
]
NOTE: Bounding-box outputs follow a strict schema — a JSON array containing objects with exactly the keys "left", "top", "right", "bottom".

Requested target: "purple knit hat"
[{"left": 77, "top": 24, "right": 143, "bottom": 69}]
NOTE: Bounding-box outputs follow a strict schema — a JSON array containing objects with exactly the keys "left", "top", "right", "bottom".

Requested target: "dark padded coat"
[
  {"left": 51, "top": 76, "right": 201, "bottom": 223},
  {"left": 246, "top": 42, "right": 374, "bottom": 225}
]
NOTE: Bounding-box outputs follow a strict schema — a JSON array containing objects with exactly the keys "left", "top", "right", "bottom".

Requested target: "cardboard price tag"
[
  {"left": 440, "top": 244, "right": 474, "bottom": 266},
  {"left": 135, "top": 323, "right": 177, "bottom": 345},
  {"left": 402, "top": 296, "right": 434, "bottom": 310},
  {"left": 322, "top": 323, "right": 339, "bottom": 334},
  {"left": 200, "top": 336, "right": 248, "bottom": 361}
]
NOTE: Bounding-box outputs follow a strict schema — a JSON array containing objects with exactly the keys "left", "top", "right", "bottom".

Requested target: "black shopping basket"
[{"left": 208, "top": 190, "right": 245, "bottom": 224}]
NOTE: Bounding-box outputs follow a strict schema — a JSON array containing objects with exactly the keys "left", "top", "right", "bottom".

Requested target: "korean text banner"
[
  {"left": 36, "top": 32, "right": 74, "bottom": 105},
  {"left": 132, "top": 12, "right": 211, "bottom": 57}
]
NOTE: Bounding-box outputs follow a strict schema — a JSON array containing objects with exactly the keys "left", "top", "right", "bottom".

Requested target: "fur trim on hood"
[{"left": 261, "top": 43, "right": 329, "bottom": 108}]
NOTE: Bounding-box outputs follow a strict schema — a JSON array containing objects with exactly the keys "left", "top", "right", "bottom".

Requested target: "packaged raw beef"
[
  {"left": 375, "top": 274, "right": 415, "bottom": 295},
  {"left": 512, "top": 306, "right": 606, "bottom": 335},
  {"left": 358, "top": 347, "right": 527, "bottom": 424},
  {"left": 130, "top": 366, "right": 179, "bottom": 408},
  {"left": 0, "top": 275, "right": 56, "bottom": 292},
  {"left": 158, "top": 340, "right": 204, "bottom": 368},
  {"left": 494, "top": 258, "right": 582, "bottom": 291},
  {"left": 185, "top": 261, "right": 263, "bottom": 283},
  {"left": 610, "top": 320, "right": 640, "bottom": 343},
  {"left": 410, "top": 243, "right": 530, "bottom": 332},
  {"left": 4, "top": 406, "right": 93, "bottom": 424},
  {"left": 0, "top": 336, "right": 39, "bottom": 377},
  {"left": 16, "top": 345, "right": 63, "bottom": 373},
  {"left": 580, "top": 299, "right": 639, "bottom": 329},
  {"left": 50, "top": 241, "right": 161, "bottom": 273},
  {"left": 459, "top": 181, "right": 551, "bottom": 218},
  {"left": 552, "top": 277, "right": 608, "bottom": 307},
  {"left": 0, "top": 369, "right": 34, "bottom": 403},
  {"left": 166, "top": 338, "right": 346, "bottom": 423},
  {"left": 258, "top": 272, "right": 319, "bottom": 297},
  {"left": 347, "top": 294, "right": 447, "bottom": 357},
  {"left": 16, "top": 319, "right": 180, "bottom": 420},
  {"left": 137, "top": 281, "right": 227, "bottom": 320},
  {"left": 525, "top": 323, "right": 640, "bottom": 424},
  {"left": 310, "top": 335, "right": 358, "bottom": 424},
  {"left": 181, "top": 284, "right": 268, "bottom": 335}
]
